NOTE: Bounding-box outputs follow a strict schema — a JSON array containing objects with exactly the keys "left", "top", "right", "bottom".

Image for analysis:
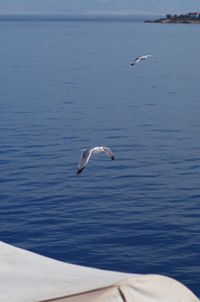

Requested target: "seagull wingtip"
[{"left": 77, "top": 167, "right": 85, "bottom": 176}]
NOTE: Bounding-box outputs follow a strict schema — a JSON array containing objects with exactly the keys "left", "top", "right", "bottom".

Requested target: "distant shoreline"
[
  {"left": 2, "top": 13, "right": 200, "bottom": 24},
  {"left": 145, "top": 12, "right": 200, "bottom": 24},
  {"left": 0, "top": 14, "right": 148, "bottom": 22}
]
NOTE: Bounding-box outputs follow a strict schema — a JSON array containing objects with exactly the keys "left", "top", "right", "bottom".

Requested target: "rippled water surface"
[{"left": 0, "top": 19, "right": 200, "bottom": 296}]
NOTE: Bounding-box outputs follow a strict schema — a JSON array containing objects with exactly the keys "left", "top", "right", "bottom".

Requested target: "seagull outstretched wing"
[
  {"left": 77, "top": 146, "right": 115, "bottom": 175},
  {"left": 130, "top": 54, "right": 153, "bottom": 67}
]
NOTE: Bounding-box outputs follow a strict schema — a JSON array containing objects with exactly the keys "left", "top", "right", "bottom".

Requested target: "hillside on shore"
[{"left": 145, "top": 12, "right": 200, "bottom": 24}]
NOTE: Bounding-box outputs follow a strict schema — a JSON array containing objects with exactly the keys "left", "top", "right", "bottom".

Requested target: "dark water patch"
[
  {"left": 167, "top": 91, "right": 176, "bottom": 95},
  {"left": 144, "top": 103, "right": 156, "bottom": 106},
  {"left": 62, "top": 100, "right": 74, "bottom": 104}
]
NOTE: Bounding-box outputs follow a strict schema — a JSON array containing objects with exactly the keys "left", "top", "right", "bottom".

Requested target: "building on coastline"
[{"left": 188, "top": 12, "right": 200, "bottom": 19}]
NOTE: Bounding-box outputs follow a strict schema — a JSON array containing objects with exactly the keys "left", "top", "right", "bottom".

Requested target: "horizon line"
[{"left": 0, "top": 12, "right": 165, "bottom": 17}]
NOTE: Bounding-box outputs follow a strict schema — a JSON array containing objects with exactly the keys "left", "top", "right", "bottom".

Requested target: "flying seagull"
[
  {"left": 130, "top": 55, "right": 153, "bottom": 67},
  {"left": 77, "top": 146, "right": 115, "bottom": 175}
]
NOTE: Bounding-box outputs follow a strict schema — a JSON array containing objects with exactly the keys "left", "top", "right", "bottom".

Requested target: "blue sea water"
[{"left": 0, "top": 17, "right": 200, "bottom": 296}]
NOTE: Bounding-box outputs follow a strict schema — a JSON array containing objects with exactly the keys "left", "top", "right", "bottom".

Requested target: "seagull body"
[
  {"left": 130, "top": 54, "right": 153, "bottom": 67},
  {"left": 77, "top": 146, "right": 115, "bottom": 175}
]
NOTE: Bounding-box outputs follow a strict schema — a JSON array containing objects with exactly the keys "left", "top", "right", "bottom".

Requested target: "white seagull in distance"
[
  {"left": 77, "top": 146, "right": 115, "bottom": 175},
  {"left": 130, "top": 54, "right": 153, "bottom": 67}
]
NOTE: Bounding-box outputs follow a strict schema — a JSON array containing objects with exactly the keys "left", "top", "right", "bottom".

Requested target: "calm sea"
[{"left": 0, "top": 16, "right": 199, "bottom": 297}]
